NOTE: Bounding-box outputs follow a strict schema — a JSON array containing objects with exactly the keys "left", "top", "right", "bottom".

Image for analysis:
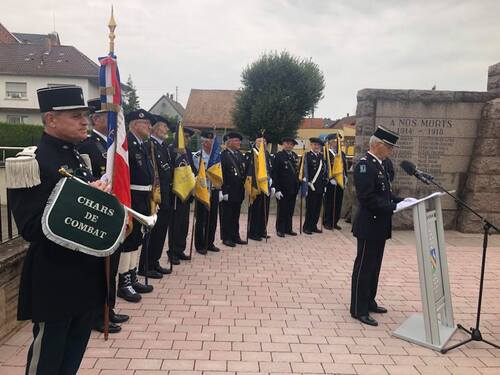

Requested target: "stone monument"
[{"left": 354, "top": 63, "right": 500, "bottom": 232}]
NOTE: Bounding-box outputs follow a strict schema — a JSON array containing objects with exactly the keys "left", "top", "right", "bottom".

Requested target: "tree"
[
  {"left": 123, "top": 75, "right": 140, "bottom": 113},
  {"left": 232, "top": 51, "right": 325, "bottom": 147}
]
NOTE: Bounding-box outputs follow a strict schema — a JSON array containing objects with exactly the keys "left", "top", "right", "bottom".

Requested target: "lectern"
[{"left": 393, "top": 192, "right": 457, "bottom": 351}]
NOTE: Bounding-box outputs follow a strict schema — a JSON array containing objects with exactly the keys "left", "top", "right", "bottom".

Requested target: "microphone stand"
[{"left": 420, "top": 176, "right": 499, "bottom": 353}]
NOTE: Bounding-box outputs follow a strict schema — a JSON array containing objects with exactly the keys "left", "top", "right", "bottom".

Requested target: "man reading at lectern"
[{"left": 350, "top": 126, "right": 404, "bottom": 327}]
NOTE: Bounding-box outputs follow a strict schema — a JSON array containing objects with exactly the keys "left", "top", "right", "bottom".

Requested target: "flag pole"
[
  {"left": 299, "top": 144, "right": 305, "bottom": 234},
  {"left": 103, "top": 6, "right": 118, "bottom": 341}
]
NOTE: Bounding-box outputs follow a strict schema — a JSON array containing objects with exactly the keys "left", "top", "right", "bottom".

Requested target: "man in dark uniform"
[
  {"left": 167, "top": 126, "right": 196, "bottom": 264},
  {"left": 140, "top": 115, "right": 173, "bottom": 275},
  {"left": 323, "top": 133, "right": 348, "bottom": 230},
  {"left": 77, "top": 98, "right": 128, "bottom": 334},
  {"left": 7, "top": 85, "right": 108, "bottom": 375},
  {"left": 350, "top": 126, "right": 404, "bottom": 326},
  {"left": 220, "top": 132, "right": 248, "bottom": 247},
  {"left": 273, "top": 137, "right": 300, "bottom": 237},
  {"left": 248, "top": 136, "right": 274, "bottom": 241},
  {"left": 302, "top": 137, "right": 328, "bottom": 234},
  {"left": 77, "top": 98, "right": 108, "bottom": 179},
  {"left": 117, "top": 109, "right": 156, "bottom": 302},
  {"left": 193, "top": 130, "right": 222, "bottom": 254}
]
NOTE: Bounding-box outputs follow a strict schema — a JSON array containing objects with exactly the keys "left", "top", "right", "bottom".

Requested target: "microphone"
[{"left": 400, "top": 160, "right": 434, "bottom": 185}]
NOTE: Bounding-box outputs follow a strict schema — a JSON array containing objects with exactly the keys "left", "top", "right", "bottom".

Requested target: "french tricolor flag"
[{"left": 99, "top": 54, "right": 131, "bottom": 209}]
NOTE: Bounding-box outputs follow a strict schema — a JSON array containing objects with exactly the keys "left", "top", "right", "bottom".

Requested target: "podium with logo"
[{"left": 393, "top": 192, "right": 457, "bottom": 351}]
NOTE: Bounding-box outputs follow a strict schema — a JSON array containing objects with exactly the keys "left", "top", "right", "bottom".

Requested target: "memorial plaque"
[{"left": 374, "top": 100, "right": 484, "bottom": 228}]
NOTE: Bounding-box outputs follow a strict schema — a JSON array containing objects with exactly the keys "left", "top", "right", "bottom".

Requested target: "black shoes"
[
  {"left": 196, "top": 248, "right": 208, "bottom": 255},
  {"left": 110, "top": 310, "right": 129, "bottom": 324},
  {"left": 249, "top": 235, "right": 262, "bottom": 241},
  {"left": 117, "top": 272, "right": 141, "bottom": 303},
  {"left": 369, "top": 306, "right": 388, "bottom": 314},
  {"left": 93, "top": 321, "right": 121, "bottom": 334},
  {"left": 130, "top": 268, "right": 153, "bottom": 294},
  {"left": 277, "top": 232, "right": 285, "bottom": 238},
  {"left": 323, "top": 224, "right": 333, "bottom": 230},
  {"left": 154, "top": 262, "right": 172, "bottom": 274},
  {"left": 287, "top": 231, "right": 297, "bottom": 236},
  {"left": 234, "top": 238, "right": 248, "bottom": 245},
  {"left": 138, "top": 269, "right": 163, "bottom": 279},
  {"left": 169, "top": 255, "right": 181, "bottom": 265},
  {"left": 262, "top": 234, "right": 271, "bottom": 239},
  {"left": 312, "top": 227, "right": 323, "bottom": 233},
  {"left": 223, "top": 240, "right": 236, "bottom": 247},
  {"left": 353, "top": 314, "right": 379, "bottom": 326},
  {"left": 177, "top": 252, "right": 191, "bottom": 261},
  {"left": 303, "top": 228, "right": 312, "bottom": 235},
  {"left": 207, "top": 245, "right": 220, "bottom": 252},
  {"left": 334, "top": 224, "right": 342, "bottom": 230}
]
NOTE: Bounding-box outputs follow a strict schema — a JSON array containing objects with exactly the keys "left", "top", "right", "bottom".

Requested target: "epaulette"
[
  {"left": 360, "top": 157, "right": 367, "bottom": 161},
  {"left": 79, "top": 154, "right": 93, "bottom": 174},
  {"left": 5, "top": 146, "right": 41, "bottom": 188}
]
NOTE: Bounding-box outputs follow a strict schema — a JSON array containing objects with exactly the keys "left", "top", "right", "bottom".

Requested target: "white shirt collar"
[
  {"left": 151, "top": 134, "right": 163, "bottom": 144},
  {"left": 92, "top": 129, "right": 107, "bottom": 142},
  {"left": 367, "top": 151, "right": 383, "bottom": 165}
]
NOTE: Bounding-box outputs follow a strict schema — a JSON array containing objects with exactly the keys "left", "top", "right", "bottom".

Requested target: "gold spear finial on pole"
[{"left": 108, "top": 6, "right": 117, "bottom": 54}]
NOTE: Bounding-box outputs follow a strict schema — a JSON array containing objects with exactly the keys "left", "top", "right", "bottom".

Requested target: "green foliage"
[
  {"left": 0, "top": 122, "right": 44, "bottom": 159},
  {"left": 123, "top": 75, "right": 140, "bottom": 114},
  {"left": 233, "top": 51, "right": 325, "bottom": 145}
]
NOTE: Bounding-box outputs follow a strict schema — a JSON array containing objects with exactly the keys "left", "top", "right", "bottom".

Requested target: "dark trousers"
[
  {"left": 323, "top": 185, "right": 344, "bottom": 227},
  {"left": 276, "top": 192, "right": 297, "bottom": 233},
  {"left": 303, "top": 191, "right": 323, "bottom": 231},
  {"left": 350, "top": 238, "right": 386, "bottom": 317},
  {"left": 25, "top": 312, "right": 93, "bottom": 375},
  {"left": 195, "top": 191, "right": 219, "bottom": 250},
  {"left": 143, "top": 206, "right": 171, "bottom": 268},
  {"left": 168, "top": 197, "right": 191, "bottom": 256},
  {"left": 94, "top": 247, "right": 121, "bottom": 325},
  {"left": 220, "top": 200, "right": 242, "bottom": 241},
  {"left": 249, "top": 193, "right": 270, "bottom": 237}
]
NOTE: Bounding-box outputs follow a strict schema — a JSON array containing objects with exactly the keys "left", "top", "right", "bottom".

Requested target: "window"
[
  {"left": 6, "top": 82, "right": 27, "bottom": 99},
  {"left": 6, "top": 115, "right": 28, "bottom": 124}
]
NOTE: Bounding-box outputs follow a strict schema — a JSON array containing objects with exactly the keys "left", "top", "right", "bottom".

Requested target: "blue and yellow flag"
[
  {"left": 172, "top": 122, "right": 196, "bottom": 202},
  {"left": 298, "top": 148, "right": 308, "bottom": 198},
  {"left": 194, "top": 157, "right": 210, "bottom": 208},
  {"left": 207, "top": 136, "right": 223, "bottom": 189}
]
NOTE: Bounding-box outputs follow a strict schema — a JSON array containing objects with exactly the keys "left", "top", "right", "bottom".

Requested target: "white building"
[{"left": 0, "top": 23, "right": 99, "bottom": 125}]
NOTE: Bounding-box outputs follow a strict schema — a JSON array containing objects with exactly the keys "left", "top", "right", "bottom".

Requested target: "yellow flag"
[
  {"left": 194, "top": 158, "right": 210, "bottom": 208},
  {"left": 172, "top": 122, "right": 196, "bottom": 202},
  {"left": 256, "top": 141, "right": 269, "bottom": 195},
  {"left": 324, "top": 143, "right": 333, "bottom": 179},
  {"left": 332, "top": 138, "right": 344, "bottom": 188}
]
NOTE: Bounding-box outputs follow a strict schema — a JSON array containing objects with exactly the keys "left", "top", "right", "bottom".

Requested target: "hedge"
[{"left": 0, "top": 122, "right": 44, "bottom": 159}]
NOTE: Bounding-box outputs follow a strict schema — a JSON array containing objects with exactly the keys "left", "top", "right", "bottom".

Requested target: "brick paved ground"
[{"left": 0, "top": 215, "right": 499, "bottom": 374}]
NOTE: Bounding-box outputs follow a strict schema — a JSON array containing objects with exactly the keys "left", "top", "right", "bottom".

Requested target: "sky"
[{"left": 2, "top": 0, "right": 500, "bottom": 119}]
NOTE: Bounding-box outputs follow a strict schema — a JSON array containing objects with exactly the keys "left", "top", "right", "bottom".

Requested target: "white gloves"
[
  {"left": 308, "top": 182, "right": 315, "bottom": 191},
  {"left": 219, "top": 191, "right": 229, "bottom": 202},
  {"left": 271, "top": 187, "right": 276, "bottom": 197},
  {"left": 275, "top": 191, "right": 283, "bottom": 200},
  {"left": 329, "top": 178, "right": 337, "bottom": 186}
]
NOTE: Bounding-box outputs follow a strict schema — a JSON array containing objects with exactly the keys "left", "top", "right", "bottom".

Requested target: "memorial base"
[{"left": 393, "top": 314, "right": 457, "bottom": 351}]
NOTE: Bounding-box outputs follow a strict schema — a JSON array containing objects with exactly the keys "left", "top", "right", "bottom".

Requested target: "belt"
[{"left": 130, "top": 184, "right": 152, "bottom": 192}]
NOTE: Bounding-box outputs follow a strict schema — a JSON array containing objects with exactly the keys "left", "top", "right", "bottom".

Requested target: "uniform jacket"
[
  {"left": 306, "top": 150, "right": 328, "bottom": 192},
  {"left": 127, "top": 132, "right": 153, "bottom": 215},
  {"left": 9, "top": 133, "right": 105, "bottom": 322},
  {"left": 221, "top": 148, "right": 246, "bottom": 203},
  {"left": 148, "top": 137, "right": 173, "bottom": 209},
  {"left": 272, "top": 150, "right": 299, "bottom": 195},
  {"left": 352, "top": 152, "right": 403, "bottom": 240},
  {"left": 77, "top": 130, "right": 107, "bottom": 179}
]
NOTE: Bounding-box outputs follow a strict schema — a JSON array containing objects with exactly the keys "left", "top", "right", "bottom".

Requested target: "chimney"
[
  {"left": 44, "top": 36, "right": 52, "bottom": 54},
  {"left": 170, "top": 94, "right": 174, "bottom": 100},
  {"left": 48, "top": 32, "right": 60, "bottom": 46},
  {"left": 346, "top": 113, "right": 349, "bottom": 117}
]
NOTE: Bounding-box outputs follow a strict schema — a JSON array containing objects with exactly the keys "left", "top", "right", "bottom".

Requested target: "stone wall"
[
  {"left": 0, "top": 238, "right": 27, "bottom": 343},
  {"left": 458, "top": 99, "right": 500, "bottom": 231},
  {"left": 354, "top": 89, "right": 496, "bottom": 231},
  {"left": 487, "top": 62, "right": 500, "bottom": 95}
]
